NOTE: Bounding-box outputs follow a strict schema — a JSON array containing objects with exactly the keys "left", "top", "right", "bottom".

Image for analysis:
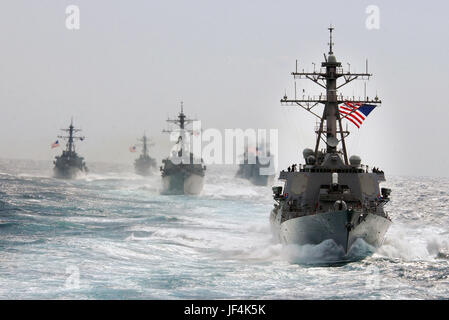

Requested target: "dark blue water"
[{"left": 1, "top": 159, "right": 448, "bottom": 299}]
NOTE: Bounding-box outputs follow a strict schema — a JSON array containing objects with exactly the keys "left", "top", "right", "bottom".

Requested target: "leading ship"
[
  {"left": 270, "top": 28, "right": 392, "bottom": 255},
  {"left": 160, "top": 103, "right": 206, "bottom": 195},
  {"left": 53, "top": 119, "right": 88, "bottom": 179}
]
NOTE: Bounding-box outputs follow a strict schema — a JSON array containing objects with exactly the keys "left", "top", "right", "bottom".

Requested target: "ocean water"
[{"left": 0, "top": 158, "right": 448, "bottom": 299}]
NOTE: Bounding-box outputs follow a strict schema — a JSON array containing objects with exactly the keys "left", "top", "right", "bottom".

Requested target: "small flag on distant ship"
[
  {"left": 247, "top": 146, "right": 260, "bottom": 155},
  {"left": 51, "top": 140, "right": 59, "bottom": 148},
  {"left": 129, "top": 146, "right": 137, "bottom": 152},
  {"left": 338, "top": 102, "right": 376, "bottom": 128}
]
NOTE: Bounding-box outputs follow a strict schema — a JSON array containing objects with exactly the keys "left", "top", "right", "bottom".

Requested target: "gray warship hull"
[
  {"left": 236, "top": 164, "right": 274, "bottom": 186},
  {"left": 161, "top": 171, "right": 204, "bottom": 195},
  {"left": 134, "top": 158, "right": 157, "bottom": 176},
  {"left": 250, "top": 174, "right": 274, "bottom": 186},
  {"left": 270, "top": 208, "right": 391, "bottom": 253},
  {"left": 135, "top": 166, "right": 151, "bottom": 177},
  {"left": 53, "top": 153, "right": 87, "bottom": 179},
  {"left": 53, "top": 166, "right": 85, "bottom": 179}
]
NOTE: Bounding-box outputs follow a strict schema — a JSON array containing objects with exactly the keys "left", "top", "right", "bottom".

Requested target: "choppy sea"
[{"left": 0, "top": 158, "right": 448, "bottom": 299}]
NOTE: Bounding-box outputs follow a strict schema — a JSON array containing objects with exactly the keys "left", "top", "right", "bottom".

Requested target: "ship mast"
[
  {"left": 140, "top": 132, "right": 148, "bottom": 157},
  {"left": 58, "top": 118, "right": 85, "bottom": 155},
  {"left": 138, "top": 133, "right": 154, "bottom": 157},
  {"left": 281, "top": 27, "right": 381, "bottom": 165},
  {"left": 162, "top": 102, "right": 196, "bottom": 157},
  {"left": 142, "top": 134, "right": 148, "bottom": 156}
]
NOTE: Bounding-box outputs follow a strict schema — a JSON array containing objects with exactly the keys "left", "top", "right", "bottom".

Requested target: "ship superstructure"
[
  {"left": 53, "top": 119, "right": 88, "bottom": 179},
  {"left": 270, "top": 27, "right": 391, "bottom": 256},
  {"left": 160, "top": 102, "right": 206, "bottom": 195}
]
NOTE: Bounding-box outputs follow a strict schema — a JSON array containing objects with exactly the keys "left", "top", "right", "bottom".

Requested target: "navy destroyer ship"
[
  {"left": 53, "top": 119, "right": 88, "bottom": 179},
  {"left": 270, "top": 27, "right": 391, "bottom": 255},
  {"left": 160, "top": 103, "right": 206, "bottom": 195},
  {"left": 236, "top": 144, "right": 275, "bottom": 186},
  {"left": 133, "top": 134, "right": 157, "bottom": 176}
]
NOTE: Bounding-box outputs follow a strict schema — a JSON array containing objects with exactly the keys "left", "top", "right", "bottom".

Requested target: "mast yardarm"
[
  {"left": 162, "top": 102, "right": 197, "bottom": 158},
  {"left": 57, "top": 118, "right": 85, "bottom": 155}
]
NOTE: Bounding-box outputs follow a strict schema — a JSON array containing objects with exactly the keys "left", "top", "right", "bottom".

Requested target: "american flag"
[
  {"left": 51, "top": 140, "right": 59, "bottom": 148},
  {"left": 129, "top": 146, "right": 137, "bottom": 152},
  {"left": 338, "top": 102, "right": 376, "bottom": 128}
]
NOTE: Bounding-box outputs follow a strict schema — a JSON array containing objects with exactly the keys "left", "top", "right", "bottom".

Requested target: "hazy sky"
[{"left": 0, "top": 0, "right": 448, "bottom": 177}]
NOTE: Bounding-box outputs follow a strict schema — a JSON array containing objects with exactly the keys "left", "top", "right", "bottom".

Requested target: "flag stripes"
[{"left": 338, "top": 102, "right": 376, "bottom": 128}]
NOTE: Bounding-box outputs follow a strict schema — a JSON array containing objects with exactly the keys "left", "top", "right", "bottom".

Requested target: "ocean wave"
[{"left": 1, "top": 161, "right": 449, "bottom": 299}]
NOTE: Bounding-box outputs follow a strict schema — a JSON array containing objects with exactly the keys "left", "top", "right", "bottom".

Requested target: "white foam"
[{"left": 377, "top": 223, "right": 449, "bottom": 261}]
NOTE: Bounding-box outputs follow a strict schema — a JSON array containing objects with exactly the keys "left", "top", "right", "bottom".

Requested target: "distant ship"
[
  {"left": 133, "top": 134, "right": 157, "bottom": 176},
  {"left": 270, "top": 27, "right": 391, "bottom": 256},
  {"left": 53, "top": 119, "right": 88, "bottom": 179},
  {"left": 160, "top": 103, "right": 206, "bottom": 195},
  {"left": 236, "top": 145, "right": 275, "bottom": 186}
]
